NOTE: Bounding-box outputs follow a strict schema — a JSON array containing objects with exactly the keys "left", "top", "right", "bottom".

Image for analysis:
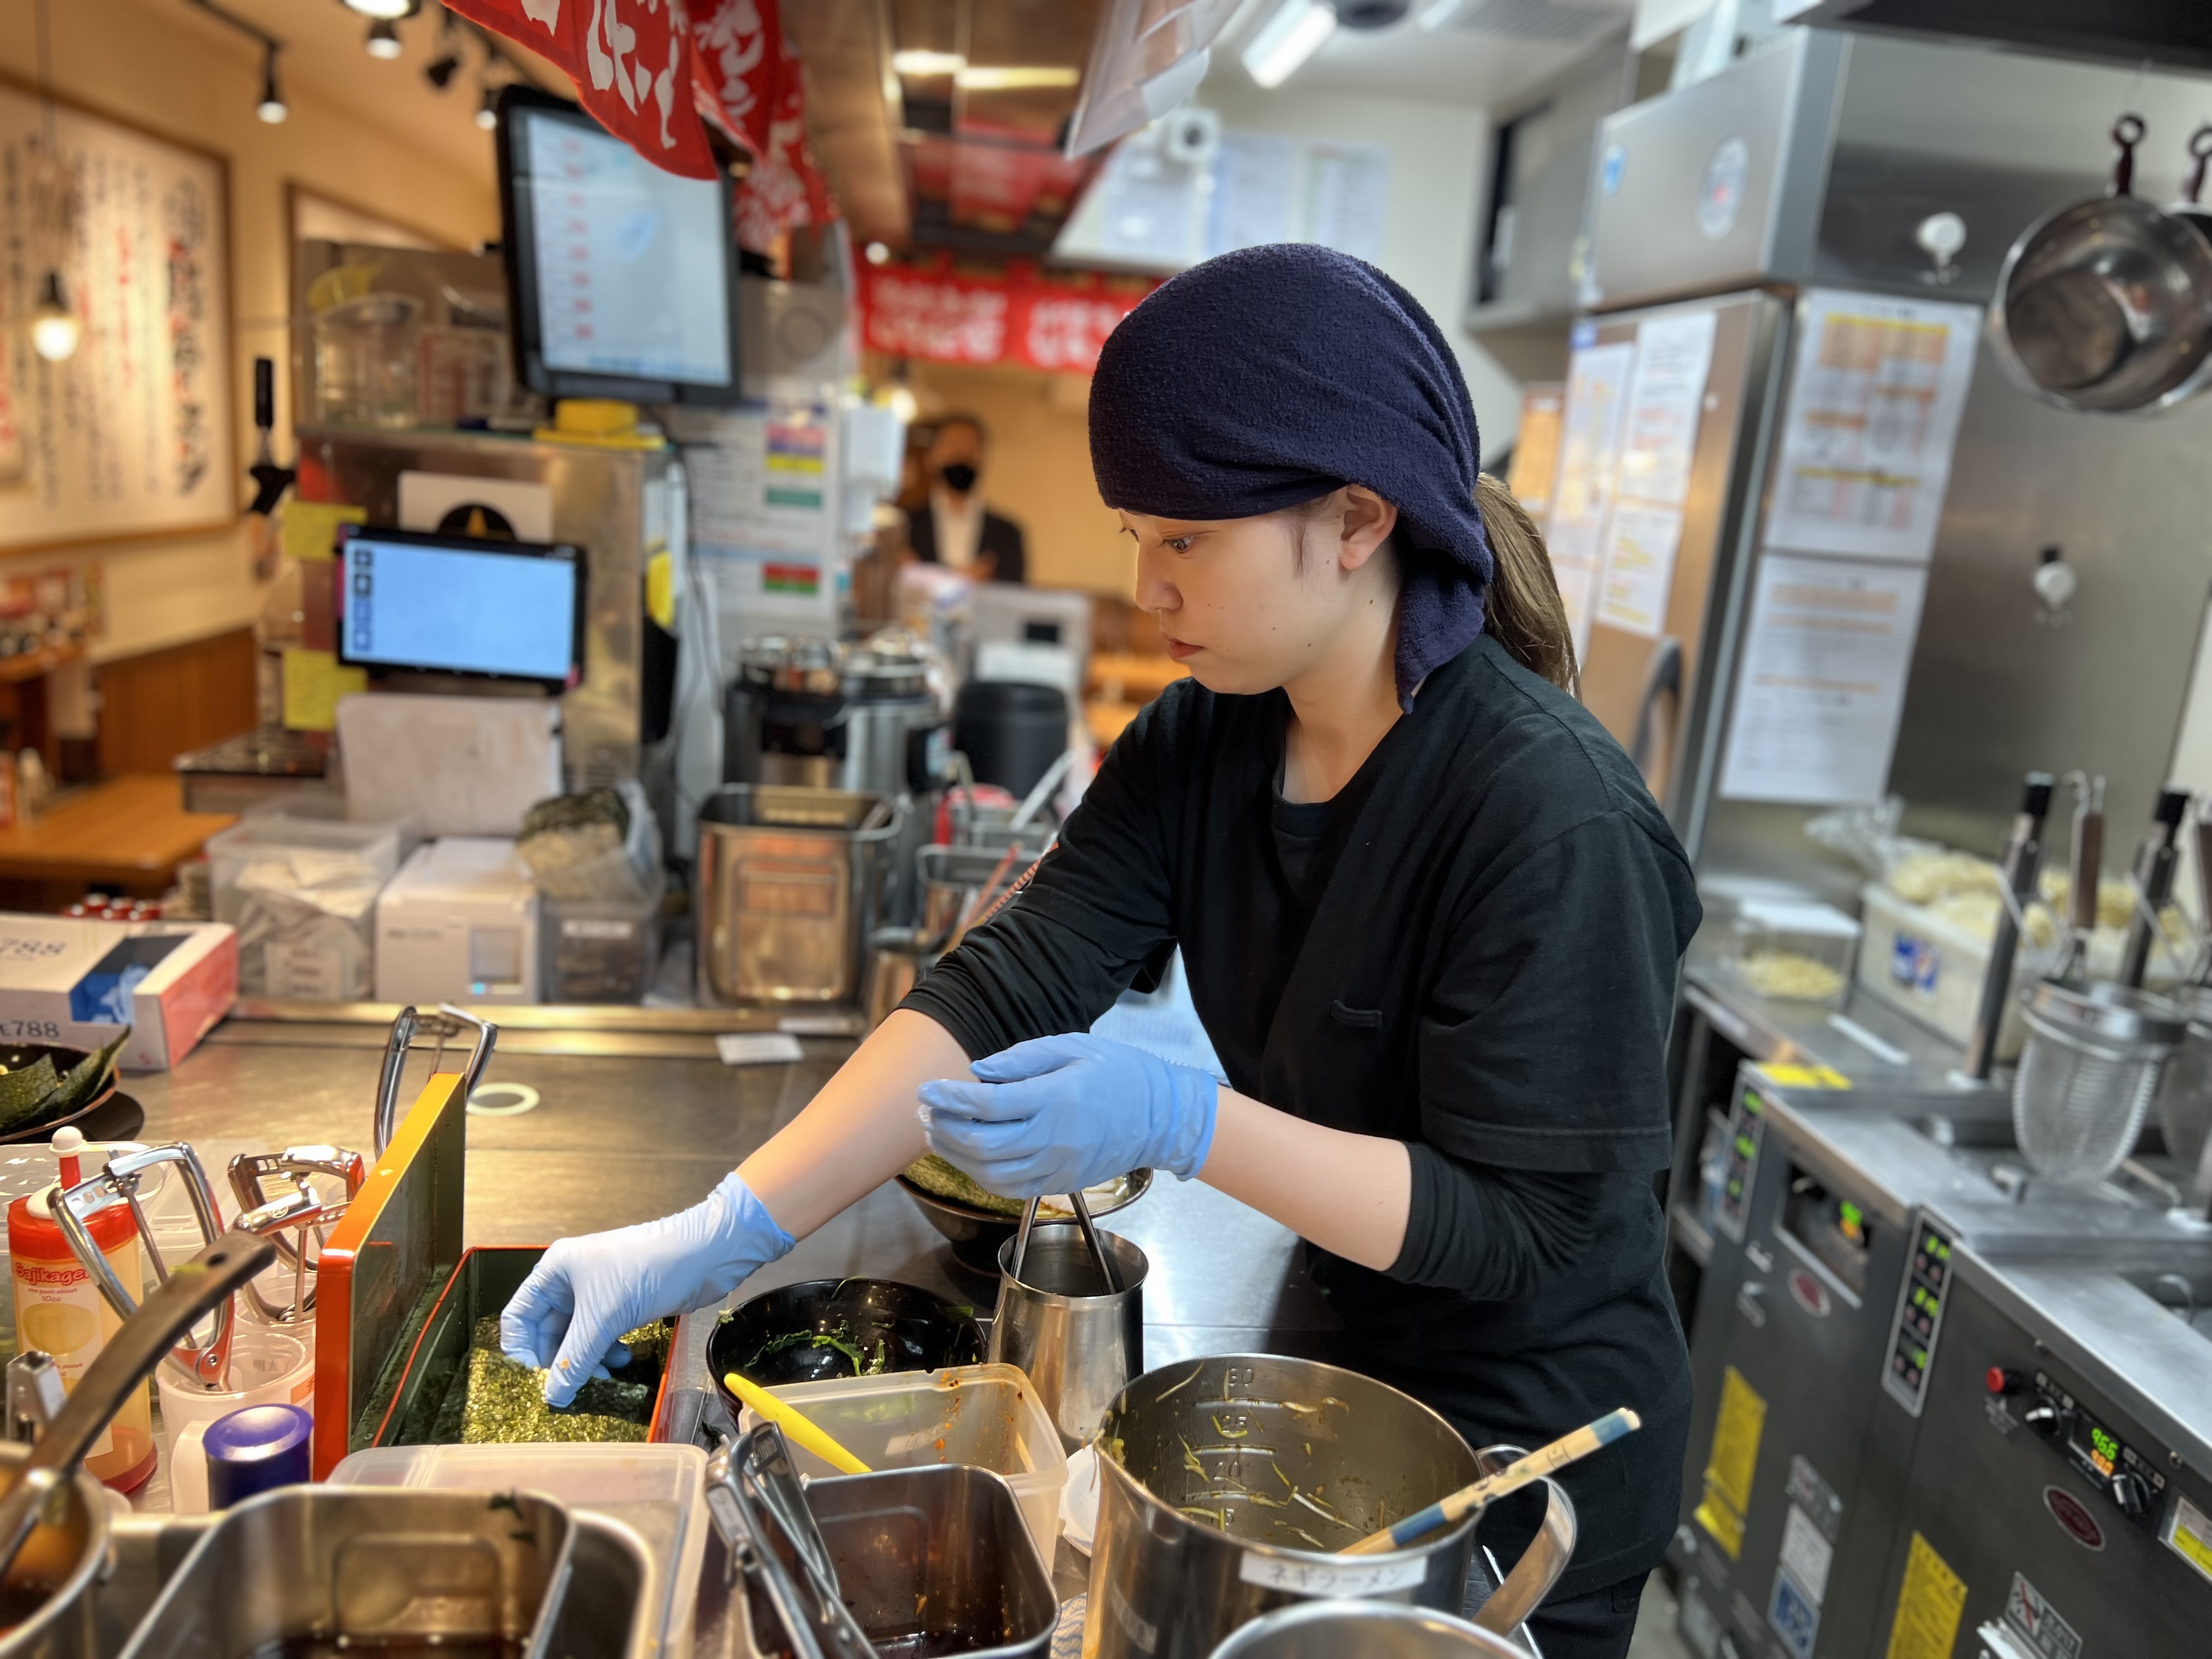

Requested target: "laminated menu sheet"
[
  {"left": 1718, "top": 554, "right": 1929, "bottom": 806},
  {"left": 1763, "top": 290, "right": 1981, "bottom": 565},
  {"left": 1544, "top": 337, "right": 1635, "bottom": 656}
]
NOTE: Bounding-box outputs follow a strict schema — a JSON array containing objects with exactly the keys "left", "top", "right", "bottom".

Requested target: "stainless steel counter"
[{"left": 144, "top": 1017, "right": 1339, "bottom": 1376}]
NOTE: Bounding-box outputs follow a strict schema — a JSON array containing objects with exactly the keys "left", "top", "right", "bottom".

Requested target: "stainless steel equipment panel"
[
  {"left": 1571, "top": 292, "right": 1785, "bottom": 832},
  {"left": 1582, "top": 31, "right": 1844, "bottom": 313},
  {"left": 1865, "top": 1249, "right": 2212, "bottom": 1659},
  {"left": 301, "top": 427, "right": 672, "bottom": 790}
]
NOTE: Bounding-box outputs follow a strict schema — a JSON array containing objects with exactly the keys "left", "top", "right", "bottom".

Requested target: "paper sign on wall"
[
  {"left": 1593, "top": 308, "right": 1715, "bottom": 639},
  {"left": 1765, "top": 290, "right": 1980, "bottom": 565},
  {"left": 1719, "top": 554, "right": 1930, "bottom": 806},
  {"left": 1545, "top": 339, "right": 1636, "bottom": 656}
]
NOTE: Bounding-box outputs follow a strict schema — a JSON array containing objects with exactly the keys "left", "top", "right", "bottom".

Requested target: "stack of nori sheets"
[{"left": 437, "top": 1316, "right": 665, "bottom": 1444}]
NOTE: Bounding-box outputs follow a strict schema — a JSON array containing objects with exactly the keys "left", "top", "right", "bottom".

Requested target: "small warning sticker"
[
  {"left": 1884, "top": 1532, "right": 1968, "bottom": 1659},
  {"left": 2004, "top": 1572, "right": 2082, "bottom": 1659},
  {"left": 2166, "top": 1493, "right": 2212, "bottom": 1588},
  {"left": 1694, "top": 1366, "right": 1767, "bottom": 1561},
  {"left": 1770, "top": 1570, "right": 1819, "bottom": 1659}
]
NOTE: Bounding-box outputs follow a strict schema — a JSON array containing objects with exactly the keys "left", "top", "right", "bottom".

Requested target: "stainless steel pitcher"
[{"left": 990, "top": 1223, "right": 1145, "bottom": 1453}]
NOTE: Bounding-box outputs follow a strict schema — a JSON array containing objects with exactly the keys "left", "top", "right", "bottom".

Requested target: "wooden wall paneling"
[{"left": 95, "top": 629, "right": 257, "bottom": 775}]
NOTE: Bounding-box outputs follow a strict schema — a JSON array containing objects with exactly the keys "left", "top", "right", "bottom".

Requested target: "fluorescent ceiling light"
[
  {"left": 1241, "top": 0, "right": 1336, "bottom": 89},
  {"left": 890, "top": 50, "right": 967, "bottom": 76},
  {"left": 342, "top": 0, "right": 418, "bottom": 18},
  {"left": 1415, "top": 0, "right": 1467, "bottom": 26},
  {"left": 954, "top": 65, "right": 1081, "bottom": 91}
]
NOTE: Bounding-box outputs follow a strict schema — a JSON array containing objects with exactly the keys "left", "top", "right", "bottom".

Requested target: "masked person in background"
[{"left": 908, "top": 412, "right": 1028, "bottom": 583}]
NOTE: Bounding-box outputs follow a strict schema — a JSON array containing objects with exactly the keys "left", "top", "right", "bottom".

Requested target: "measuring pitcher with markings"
[{"left": 1084, "top": 1355, "right": 1575, "bottom": 1659}]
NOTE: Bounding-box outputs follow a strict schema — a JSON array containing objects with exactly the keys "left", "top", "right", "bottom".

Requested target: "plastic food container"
[
  {"left": 1723, "top": 898, "right": 1861, "bottom": 1006},
  {"left": 541, "top": 873, "right": 667, "bottom": 1005},
  {"left": 329, "top": 1441, "right": 708, "bottom": 1659},
  {"left": 207, "top": 812, "right": 406, "bottom": 1001},
  {"left": 735, "top": 1362, "right": 1063, "bottom": 1558}
]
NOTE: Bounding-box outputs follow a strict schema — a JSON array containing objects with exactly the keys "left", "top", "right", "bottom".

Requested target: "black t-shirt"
[{"left": 904, "top": 633, "right": 1702, "bottom": 1596}]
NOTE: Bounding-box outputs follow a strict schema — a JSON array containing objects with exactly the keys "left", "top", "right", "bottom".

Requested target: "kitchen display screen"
[
  {"left": 339, "top": 533, "right": 582, "bottom": 686},
  {"left": 513, "top": 104, "right": 733, "bottom": 387}
]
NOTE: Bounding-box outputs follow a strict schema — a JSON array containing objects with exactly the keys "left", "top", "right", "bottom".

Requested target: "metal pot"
[
  {"left": 0, "top": 1442, "right": 110, "bottom": 1659},
  {"left": 694, "top": 786, "right": 905, "bottom": 1004},
  {"left": 1206, "top": 1599, "right": 1527, "bottom": 1657},
  {"left": 1086, "top": 1356, "right": 1571, "bottom": 1659},
  {"left": 1990, "top": 115, "right": 2212, "bottom": 415}
]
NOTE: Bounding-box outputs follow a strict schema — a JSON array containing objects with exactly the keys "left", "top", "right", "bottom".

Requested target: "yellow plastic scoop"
[{"left": 722, "top": 1372, "right": 872, "bottom": 1475}]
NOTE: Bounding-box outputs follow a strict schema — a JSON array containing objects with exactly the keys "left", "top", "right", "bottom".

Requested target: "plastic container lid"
[{"left": 205, "top": 1403, "right": 312, "bottom": 1509}]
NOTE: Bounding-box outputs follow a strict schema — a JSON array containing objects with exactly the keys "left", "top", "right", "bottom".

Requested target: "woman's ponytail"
[{"left": 1475, "top": 472, "right": 1579, "bottom": 696}]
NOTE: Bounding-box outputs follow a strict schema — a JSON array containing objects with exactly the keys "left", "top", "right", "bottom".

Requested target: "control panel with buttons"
[
  {"left": 1881, "top": 1212, "right": 1955, "bottom": 1415},
  {"left": 1985, "top": 1365, "right": 2170, "bottom": 1533}
]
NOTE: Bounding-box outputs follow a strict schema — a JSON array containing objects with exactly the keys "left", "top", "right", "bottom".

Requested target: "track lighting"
[
  {"left": 31, "top": 271, "right": 80, "bottom": 364},
  {"left": 342, "top": 0, "right": 420, "bottom": 19},
  {"left": 366, "top": 19, "right": 402, "bottom": 58},
  {"left": 256, "top": 46, "right": 287, "bottom": 122}
]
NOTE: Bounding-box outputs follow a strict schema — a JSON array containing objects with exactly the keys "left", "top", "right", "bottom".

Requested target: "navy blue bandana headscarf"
[{"left": 1088, "top": 244, "right": 1493, "bottom": 709}]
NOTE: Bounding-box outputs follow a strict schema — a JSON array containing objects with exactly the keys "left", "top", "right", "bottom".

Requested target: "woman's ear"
[{"left": 1336, "top": 486, "right": 1400, "bottom": 572}]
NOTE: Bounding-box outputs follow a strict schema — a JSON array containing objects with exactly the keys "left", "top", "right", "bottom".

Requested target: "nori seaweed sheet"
[{"left": 446, "top": 1317, "right": 661, "bottom": 1444}]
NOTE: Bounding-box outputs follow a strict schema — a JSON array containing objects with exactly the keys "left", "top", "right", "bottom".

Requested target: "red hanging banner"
[
  {"left": 445, "top": 0, "right": 720, "bottom": 178},
  {"left": 860, "top": 265, "right": 1157, "bottom": 375},
  {"left": 687, "top": 0, "right": 834, "bottom": 252}
]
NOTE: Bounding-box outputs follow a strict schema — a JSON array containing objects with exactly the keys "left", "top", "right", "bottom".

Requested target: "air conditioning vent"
[{"left": 1451, "top": 0, "right": 1622, "bottom": 45}]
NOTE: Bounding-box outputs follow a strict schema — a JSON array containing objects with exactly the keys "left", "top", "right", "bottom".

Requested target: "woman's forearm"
[
  {"left": 1198, "top": 1087, "right": 1412, "bottom": 1271},
  {"left": 736, "top": 1008, "right": 972, "bottom": 1237}
]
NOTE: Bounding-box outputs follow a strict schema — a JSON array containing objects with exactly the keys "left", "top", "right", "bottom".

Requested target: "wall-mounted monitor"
[
  {"left": 337, "top": 526, "right": 585, "bottom": 691},
  {"left": 496, "top": 85, "right": 741, "bottom": 404}
]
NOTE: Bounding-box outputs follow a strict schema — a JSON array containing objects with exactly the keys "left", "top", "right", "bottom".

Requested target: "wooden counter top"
[{"left": 0, "top": 774, "right": 234, "bottom": 892}]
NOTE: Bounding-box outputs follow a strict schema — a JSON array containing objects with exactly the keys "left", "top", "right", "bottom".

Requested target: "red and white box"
[{"left": 0, "top": 915, "right": 238, "bottom": 1071}]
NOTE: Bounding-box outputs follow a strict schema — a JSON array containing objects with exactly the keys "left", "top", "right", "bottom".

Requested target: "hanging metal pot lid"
[
  {"left": 1989, "top": 115, "right": 2212, "bottom": 416},
  {"left": 2025, "top": 979, "right": 2187, "bottom": 1049}
]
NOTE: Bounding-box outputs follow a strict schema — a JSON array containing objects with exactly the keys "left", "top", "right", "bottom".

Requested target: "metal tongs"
[
  {"left": 1010, "top": 1187, "right": 1120, "bottom": 1293},
  {"left": 55, "top": 1143, "right": 238, "bottom": 1389},
  {"left": 227, "top": 1145, "right": 366, "bottom": 1323},
  {"left": 375, "top": 1003, "right": 498, "bottom": 1156},
  {"left": 704, "top": 1423, "right": 874, "bottom": 1659}
]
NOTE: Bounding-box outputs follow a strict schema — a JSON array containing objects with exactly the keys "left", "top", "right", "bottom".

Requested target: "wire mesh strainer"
[
  {"left": 2013, "top": 983, "right": 2186, "bottom": 1183},
  {"left": 2151, "top": 985, "right": 2212, "bottom": 1175}
]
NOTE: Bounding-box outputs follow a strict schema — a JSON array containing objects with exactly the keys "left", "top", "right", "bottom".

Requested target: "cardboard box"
[{"left": 0, "top": 915, "right": 238, "bottom": 1071}]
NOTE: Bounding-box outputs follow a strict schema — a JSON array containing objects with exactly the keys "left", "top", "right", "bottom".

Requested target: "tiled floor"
[{"left": 1629, "top": 1572, "right": 1695, "bottom": 1659}]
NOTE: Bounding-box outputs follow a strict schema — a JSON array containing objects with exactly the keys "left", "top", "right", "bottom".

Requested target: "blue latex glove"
[
  {"left": 500, "top": 1171, "right": 793, "bottom": 1407},
  {"left": 917, "top": 1032, "right": 1219, "bottom": 1199}
]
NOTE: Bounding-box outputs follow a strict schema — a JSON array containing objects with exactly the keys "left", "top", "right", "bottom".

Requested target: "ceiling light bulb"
[
  {"left": 1241, "top": 0, "right": 1336, "bottom": 88},
  {"left": 476, "top": 86, "right": 500, "bottom": 131},
  {"left": 890, "top": 50, "right": 967, "bottom": 77},
  {"left": 30, "top": 273, "right": 80, "bottom": 363},
  {"left": 257, "top": 50, "right": 287, "bottom": 123},
  {"left": 342, "top": 0, "right": 419, "bottom": 19},
  {"left": 366, "top": 20, "right": 403, "bottom": 59},
  {"left": 864, "top": 241, "right": 891, "bottom": 266},
  {"left": 883, "top": 385, "right": 919, "bottom": 425}
]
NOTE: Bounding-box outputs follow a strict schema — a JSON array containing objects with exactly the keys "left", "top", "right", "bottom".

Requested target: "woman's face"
[{"left": 1120, "top": 487, "right": 1398, "bottom": 697}]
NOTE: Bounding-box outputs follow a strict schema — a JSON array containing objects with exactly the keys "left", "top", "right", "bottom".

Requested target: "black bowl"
[
  {"left": 0, "top": 1043, "right": 120, "bottom": 1146},
  {"left": 709, "top": 1278, "right": 984, "bottom": 1392}
]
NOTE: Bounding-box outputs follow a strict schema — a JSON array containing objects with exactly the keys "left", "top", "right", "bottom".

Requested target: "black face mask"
[{"left": 939, "top": 462, "right": 979, "bottom": 494}]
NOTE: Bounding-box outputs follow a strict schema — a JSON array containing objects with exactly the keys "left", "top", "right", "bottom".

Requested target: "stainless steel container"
[
  {"left": 2151, "top": 983, "right": 2212, "bottom": 1180},
  {"left": 1206, "top": 1600, "right": 1528, "bottom": 1657},
  {"left": 695, "top": 785, "right": 905, "bottom": 1004},
  {"left": 990, "top": 1222, "right": 1146, "bottom": 1452},
  {"left": 723, "top": 634, "right": 946, "bottom": 799},
  {"left": 1087, "top": 1357, "right": 1489, "bottom": 1659},
  {"left": 799, "top": 1466, "right": 1057, "bottom": 1658},
  {"left": 0, "top": 1441, "right": 113, "bottom": 1659},
  {"left": 119, "top": 1487, "right": 577, "bottom": 1659}
]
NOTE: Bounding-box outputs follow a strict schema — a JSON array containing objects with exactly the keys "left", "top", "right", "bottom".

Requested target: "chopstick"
[{"left": 1339, "top": 1409, "right": 1641, "bottom": 1556}]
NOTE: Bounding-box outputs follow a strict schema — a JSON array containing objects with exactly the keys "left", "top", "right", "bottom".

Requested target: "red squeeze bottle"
[{"left": 8, "top": 1127, "right": 157, "bottom": 1489}]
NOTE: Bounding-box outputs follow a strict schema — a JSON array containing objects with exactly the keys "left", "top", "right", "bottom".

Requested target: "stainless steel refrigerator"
[{"left": 1554, "top": 27, "right": 2212, "bottom": 906}]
